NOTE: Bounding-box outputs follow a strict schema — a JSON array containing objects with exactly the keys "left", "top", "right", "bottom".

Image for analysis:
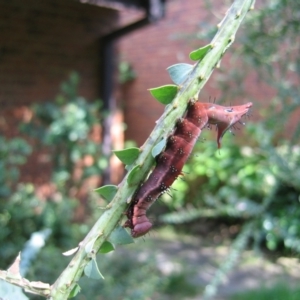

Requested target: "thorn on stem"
[{"left": 229, "top": 35, "right": 235, "bottom": 43}]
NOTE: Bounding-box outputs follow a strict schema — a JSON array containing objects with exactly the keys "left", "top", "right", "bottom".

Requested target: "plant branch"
[{"left": 0, "top": 253, "right": 51, "bottom": 297}]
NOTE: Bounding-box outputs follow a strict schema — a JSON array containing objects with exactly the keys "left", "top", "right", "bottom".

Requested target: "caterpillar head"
[{"left": 205, "top": 102, "right": 253, "bottom": 148}]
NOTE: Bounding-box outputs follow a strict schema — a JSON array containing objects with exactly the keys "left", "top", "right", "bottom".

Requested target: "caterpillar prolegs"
[{"left": 124, "top": 101, "right": 252, "bottom": 238}]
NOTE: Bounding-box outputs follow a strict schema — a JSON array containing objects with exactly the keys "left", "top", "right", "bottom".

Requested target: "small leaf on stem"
[
  {"left": 167, "top": 63, "right": 194, "bottom": 85},
  {"left": 84, "top": 258, "right": 104, "bottom": 280},
  {"left": 85, "top": 237, "right": 98, "bottom": 254},
  {"left": 94, "top": 185, "right": 118, "bottom": 202},
  {"left": 152, "top": 138, "right": 167, "bottom": 158},
  {"left": 189, "top": 44, "right": 212, "bottom": 61},
  {"left": 127, "top": 165, "right": 141, "bottom": 186},
  {"left": 113, "top": 147, "right": 140, "bottom": 165},
  {"left": 99, "top": 241, "right": 115, "bottom": 253},
  {"left": 69, "top": 284, "right": 81, "bottom": 298},
  {"left": 149, "top": 85, "right": 178, "bottom": 105},
  {"left": 108, "top": 226, "right": 134, "bottom": 245}
]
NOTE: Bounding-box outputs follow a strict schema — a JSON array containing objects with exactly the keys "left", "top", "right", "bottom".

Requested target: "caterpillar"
[{"left": 124, "top": 100, "right": 252, "bottom": 238}]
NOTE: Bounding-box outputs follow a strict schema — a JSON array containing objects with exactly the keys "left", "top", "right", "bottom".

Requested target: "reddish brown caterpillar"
[{"left": 124, "top": 101, "right": 252, "bottom": 238}]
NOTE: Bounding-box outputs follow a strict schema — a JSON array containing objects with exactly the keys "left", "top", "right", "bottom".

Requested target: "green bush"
[
  {"left": 161, "top": 123, "right": 300, "bottom": 253},
  {"left": 21, "top": 72, "right": 106, "bottom": 188},
  {"left": 1, "top": 74, "right": 106, "bottom": 277},
  {"left": 231, "top": 281, "right": 300, "bottom": 300},
  {"left": 0, "top": 136, "right": 33, "bottom": 268},
  {"left": 0, "top": 136, "right": 31, "bottom": 197}
]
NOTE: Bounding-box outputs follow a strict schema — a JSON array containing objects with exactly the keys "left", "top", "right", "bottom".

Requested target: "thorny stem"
[{"left": 0, "top": 0, "right": 255, "bottom": 298}]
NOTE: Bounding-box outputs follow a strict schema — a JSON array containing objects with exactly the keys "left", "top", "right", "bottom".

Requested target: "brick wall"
[
  {"left": 118, "top": 0, "right": 280, "bottom": 146},
  {"left": 118, "top": 0, "right": 218, "bottom": 145},
  {"left": 0, "top": 0, "right": 120, "bottom": 184},
  {"left": 0, "top": 0, "right": 119, "bottom": 133}
]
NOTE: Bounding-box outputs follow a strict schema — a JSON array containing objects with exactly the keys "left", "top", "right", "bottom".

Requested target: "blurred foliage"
[
  {"left": 0, "top": 136, "right": 31, "bottom": 197},
  {"left": 162, "top": 131, "right": 300, "bottom": 255},
  {"left": 21, "top": 72, "right": 106, "bottom": 188},
  {"left": 0, "top": 141, "right": 82, "bottom": 270},
  {"left": 19, "top": 72, "right": 108, "bottom": 256},
  {"left": 118, "top": 61, "right": 137, "bottom": 84},
  {"left": 1, "top": 73, "right": 106, "bottom": 276},
  {"left": 163, "top": 123, "right": 300, "bottom": 246},
  {"left": 49, "top": 246, "right": 198, "bottom": 300},
  {"left": 26, "top": 244, "right": 199, "bottom": 300},
  {"left": 231, "top": 281, "right": 300, "bottom": 300},
  {"left": 0, "top": 136, "right": 33, "bottom": 267}
]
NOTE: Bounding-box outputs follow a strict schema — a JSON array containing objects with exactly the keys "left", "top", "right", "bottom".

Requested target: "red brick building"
[
  {"left": 0, "top": 1, "right": 116, "bottom": 117},
  {"left": 0, "top": 0, "right": 164, "bottom": 134},
  {"left": 118, "top": 1, "right": 216, "bottom": 145},
  {"left": 0, "top": 0, "right": 165, "bottom": 184},
  {"left": 118, "top": 0, "right": 294, "bottom": 145}
]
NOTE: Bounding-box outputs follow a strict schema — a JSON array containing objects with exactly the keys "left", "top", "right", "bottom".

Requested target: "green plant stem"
[{"left": 48, "top": 0, "right": 254, "bottom": 298}]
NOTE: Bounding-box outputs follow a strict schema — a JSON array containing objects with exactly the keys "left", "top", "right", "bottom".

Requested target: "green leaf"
[
  {"left": 108, "top": 226, "right": 134, "bottom": 245},
  {"left": 85, "top": 237, "right": 98, "bottom": 254},
  {"left": 99, "top": 241, "right": 115, "bottom": 253},
  {"left": 152, "top": 138, "right": 167, "bottom": 158},
  {"left": 84, "top": 258, "right": 104, "bottom": 280},
  {"left": 113, "top": 147, "right": 140, "bottom": 165},
  {"left": 167, "top": 63, "right": 194, "bottom": 85},
  {"left": 69, "top": 284, "right": 81, "bottom": 298},
  {"left": 189, "top": 44, "right": 212, "bottom": 61},
  {"left": 127, "top": 164, "right": 141, "bottom": 186},
  {"left": 94, "top": 185, "right": 118, "bottom": 202},
  {"left": 148, "top": 85, "right": 178, "bottom": 105}
]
